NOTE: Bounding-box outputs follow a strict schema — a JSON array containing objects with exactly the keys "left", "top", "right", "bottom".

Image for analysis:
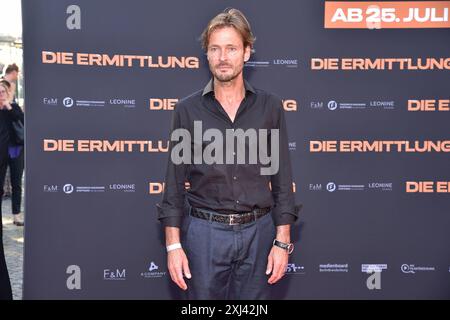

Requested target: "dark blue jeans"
[
  {"left": 182, "top": 206, "right": 276, "bottom": 300},
  {"left": 7, "top": 147, "right": 24, "bottom": 215}
]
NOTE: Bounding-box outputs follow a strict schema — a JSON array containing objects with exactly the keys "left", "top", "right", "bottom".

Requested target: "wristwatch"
[{"left": 273, "top": 239, "right": 294, "bottom": 254}]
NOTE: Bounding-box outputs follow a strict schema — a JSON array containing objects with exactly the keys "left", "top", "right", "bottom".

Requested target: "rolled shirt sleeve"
[
  {"left": 156, "top": 105, "right": 187, "bottom": 228},
  {"left": 270, "top": 98, "right": 299, "bottom": 226}
]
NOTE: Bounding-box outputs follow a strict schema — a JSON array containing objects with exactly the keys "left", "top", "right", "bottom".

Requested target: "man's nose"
[{"left": 219, "top": 50, "right": 228, "bottom": 61}]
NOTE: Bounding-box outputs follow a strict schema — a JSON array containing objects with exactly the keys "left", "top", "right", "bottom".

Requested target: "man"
[
  {"left": 157, "top": 8, "right": 299, "bottom": 300},
  {"left": 0, "top": 81, "right": 17, "bottom": 300},
  {"left": 0, "top": 79, "right": 24, "bottom": 226},
  {"left": 1, "top": 64, "right": 19, "bottom": 103}
]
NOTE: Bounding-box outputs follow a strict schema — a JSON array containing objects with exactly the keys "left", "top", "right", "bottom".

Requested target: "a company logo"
[
  {"left": 149, "top": 262, "right": 158, "bottom": 272},
  {"left": 63, "top": 97, "right": 74, "bottom": 107},
  {"left": 141, "top": 261, "right": 167, "bottom": 278}
]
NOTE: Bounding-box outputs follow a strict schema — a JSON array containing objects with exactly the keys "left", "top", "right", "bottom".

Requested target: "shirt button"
[
  {"left": 233, "top": 152, "right": 236, "bottom": 155},
  {"left": 233, "top": 176, "right": 237, "bottom": 180},
  {"left": 236, "top": 200, "right": 240, "bottom": 204}
]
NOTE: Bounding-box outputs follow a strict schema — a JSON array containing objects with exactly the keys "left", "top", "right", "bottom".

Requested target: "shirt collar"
[{"left": 202, "top": 78, "right": 256, "bottom": 97}]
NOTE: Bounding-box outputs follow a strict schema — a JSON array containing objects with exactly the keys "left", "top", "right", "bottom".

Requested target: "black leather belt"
[{"left": 190, "top": 206, "right": 271, "bottom": 225}]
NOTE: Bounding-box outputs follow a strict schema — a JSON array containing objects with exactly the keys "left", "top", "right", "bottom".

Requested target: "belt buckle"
[{"left": 228, "top": 214, "right": 240, "bottom": 226}]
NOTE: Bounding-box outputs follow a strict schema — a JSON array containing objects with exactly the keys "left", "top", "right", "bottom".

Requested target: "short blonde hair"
[{"left": 200, "top": 8, "right": 256, "bottom": 53}]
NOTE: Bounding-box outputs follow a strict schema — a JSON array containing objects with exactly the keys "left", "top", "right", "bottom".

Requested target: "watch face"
[
  {"left": 287, "top": 243, "right": 294, "bottom": 255},
  {"left": 273, "top": 239, "right": 294, "bottom": 254}
]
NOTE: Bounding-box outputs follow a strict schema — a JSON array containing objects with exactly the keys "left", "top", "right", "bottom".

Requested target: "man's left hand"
[{"left": 266, "top": 245, "right": 289, "bottom": 284}]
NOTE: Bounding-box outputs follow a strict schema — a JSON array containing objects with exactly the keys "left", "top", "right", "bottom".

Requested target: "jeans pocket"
[{"left": 181, "top": 214, "right": 193, "bottom": 250}]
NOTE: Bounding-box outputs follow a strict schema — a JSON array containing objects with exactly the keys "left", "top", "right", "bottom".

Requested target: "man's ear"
[{"left": 244, "top": 46, "right": 251, "bottom": 62}]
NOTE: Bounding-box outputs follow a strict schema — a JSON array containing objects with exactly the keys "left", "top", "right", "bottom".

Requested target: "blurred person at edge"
[
  {"left": 1, "top": 64, "right": 19, "bottom": 103},
  {"left": 0, "top": 81, "right": 22, "bottom": 300},
  {"left": 1, "top": 64, "right": 20, "bottom": 200},
  {"left": 0, "top": 79, "right": 24, "bottom": 226}
]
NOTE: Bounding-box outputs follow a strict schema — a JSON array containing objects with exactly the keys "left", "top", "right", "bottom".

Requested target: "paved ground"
[{"left": 1, "top": 193, "right": 24, "bottom": 300}]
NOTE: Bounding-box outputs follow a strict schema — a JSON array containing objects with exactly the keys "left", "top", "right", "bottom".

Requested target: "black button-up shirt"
[{"left": 156, "top": 78, "right": 299, "bottom": 227}]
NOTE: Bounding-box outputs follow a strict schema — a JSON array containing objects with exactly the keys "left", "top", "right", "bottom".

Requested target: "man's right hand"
[{"left": 167, "top": 248, "right": 191, "bottom": 290}]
